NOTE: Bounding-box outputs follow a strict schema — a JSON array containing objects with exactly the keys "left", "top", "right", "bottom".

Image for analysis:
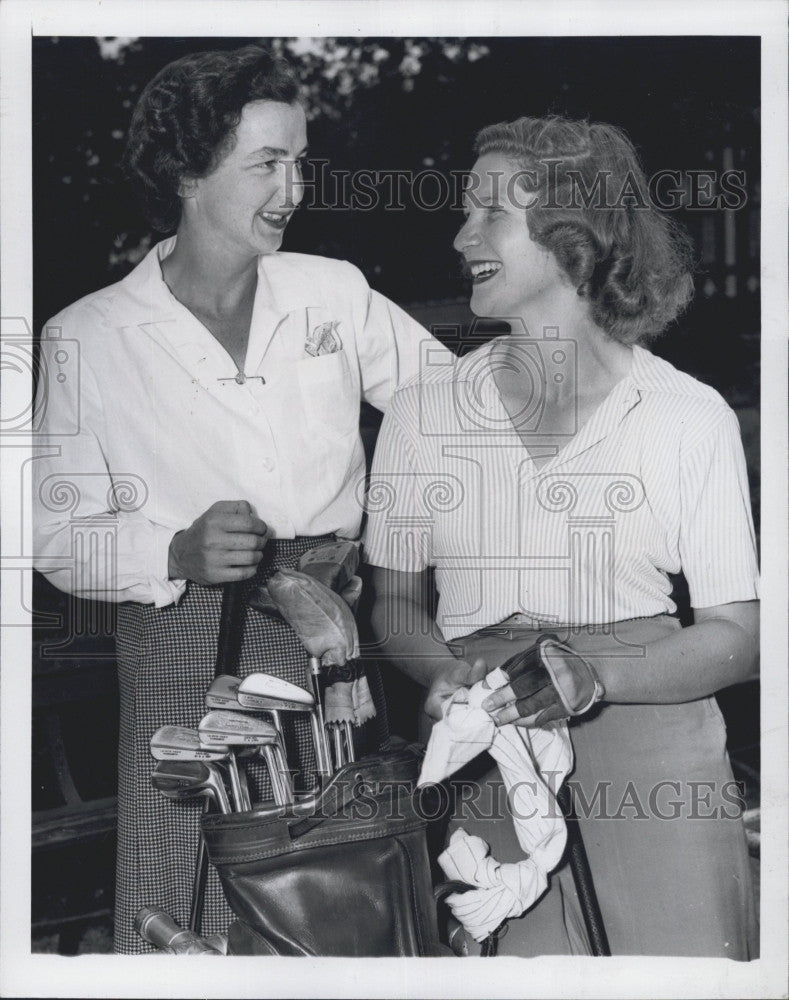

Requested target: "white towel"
[{"left": 418, "top": 667, "right": 573, "bottom": 942}]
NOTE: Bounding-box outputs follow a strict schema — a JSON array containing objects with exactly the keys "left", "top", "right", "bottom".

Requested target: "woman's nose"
[
  {"left": 454, "top": 219, "right": 480, "bottom": 253},
  {"left": 279, "top": 160, "right": 304, "bottom": 208}
]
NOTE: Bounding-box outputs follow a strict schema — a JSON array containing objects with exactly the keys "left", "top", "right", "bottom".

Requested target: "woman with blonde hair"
[{"left": 365, "top": 115, "right": 759, "bottom": 958}]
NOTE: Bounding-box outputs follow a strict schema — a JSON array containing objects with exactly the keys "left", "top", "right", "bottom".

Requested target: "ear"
[{"left": 178, "top": 175, "right": 199, "bottom": 199}]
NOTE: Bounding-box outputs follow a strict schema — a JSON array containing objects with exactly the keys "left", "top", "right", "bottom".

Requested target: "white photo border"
[{"left": 1, "top": 2, "right": 786, "bottom": 998}]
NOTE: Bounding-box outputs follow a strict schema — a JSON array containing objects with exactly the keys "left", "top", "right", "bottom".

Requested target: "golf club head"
[
  {"left": 205, "top": 675, "right": 243, "bottom": 710},
  {"left": 237, "top": 673, "right": 314, "bottom": 712},
  {"left": 150, "top": 725, "right": 230, "bottom": 762},
  {"left": 198, "top": 710, "right": 280, "bottom": 746},
  {"left": 206, "top": 677, "right": 286, "bottom": 737},
  {"left": 151, "top": 759, "right": 231, "bottom": 814}
]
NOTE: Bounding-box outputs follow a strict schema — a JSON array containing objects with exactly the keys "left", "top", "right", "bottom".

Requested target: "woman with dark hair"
[
  {"left": 33, "top": 45, "right": 443, "bottom": 953},
  {"left": 364, "top": 116, "right": 759, "bottom": 957}
]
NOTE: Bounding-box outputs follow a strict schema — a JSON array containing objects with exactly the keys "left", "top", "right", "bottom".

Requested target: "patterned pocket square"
[{"left": 305, "top": 320, "right": 342, "bottom": 357}]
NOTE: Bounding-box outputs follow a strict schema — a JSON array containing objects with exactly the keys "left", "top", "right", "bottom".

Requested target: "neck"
[
  {"left": 504, "top": 292, "right": 634, "bottom": 401},
  {"left": 161, "top": 225, "right": 259, "bottom": 315}
]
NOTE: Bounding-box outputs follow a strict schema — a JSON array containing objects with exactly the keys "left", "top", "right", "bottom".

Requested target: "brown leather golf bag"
[{"left": 200, "top": 745, "right": 446, "bottom": 956}]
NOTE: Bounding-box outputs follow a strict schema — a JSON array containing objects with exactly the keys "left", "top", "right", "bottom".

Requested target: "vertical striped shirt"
[{"left": 362, "top": 339, "right": 759, "bottom": 641}]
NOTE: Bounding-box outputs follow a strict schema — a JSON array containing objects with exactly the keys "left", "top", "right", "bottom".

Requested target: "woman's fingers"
[
  {"left": 481, "top": 683, "right": 515, "bottom": 713},
  {"left": 488, "top": 703, "right": 521, "bottom": 726},
  {"left": 221, "top": 532, "right": 269, "bottom": 552},
  {"left": 467, "top": 657, "right": 489, "bottom": 686},
  {"left": 214, "top": 564, "right": 260, "bottom": 583},
  {"left": 221, "top": 548, "right": 264, "bottom": 567}
]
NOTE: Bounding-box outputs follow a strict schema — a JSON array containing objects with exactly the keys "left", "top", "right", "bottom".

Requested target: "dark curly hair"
[
  {"left": 122, "top": 45, "right": 301, "bottom": 232},
  {"left": 474, "top": 116, "right": 695, "bottom": 344}
]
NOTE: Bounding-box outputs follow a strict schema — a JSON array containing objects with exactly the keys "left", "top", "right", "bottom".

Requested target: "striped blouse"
[{"left": 362, "top": 339, "right": 759, "bottom": 641}]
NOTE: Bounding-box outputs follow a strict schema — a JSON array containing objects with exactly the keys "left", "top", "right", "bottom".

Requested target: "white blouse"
[
  {"left": 32, "top": 238, "right": 441, "bottom": 606},
  {"left": 363, "top": 339, "right": 759, "bottom": 641}
]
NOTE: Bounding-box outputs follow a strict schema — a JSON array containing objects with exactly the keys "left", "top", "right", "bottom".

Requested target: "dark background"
[{"left": 31, "top": 35, "right": 760, "bottom": 950}]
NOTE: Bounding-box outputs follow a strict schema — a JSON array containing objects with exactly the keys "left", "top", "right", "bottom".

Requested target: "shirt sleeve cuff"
[{"left": 150, "top": 526, "right": 187, "bottom": 608}]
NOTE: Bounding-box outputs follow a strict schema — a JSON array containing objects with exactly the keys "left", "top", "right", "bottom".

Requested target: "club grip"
[{"left": 135, "top": 906, "right": 222, "bottom": 954}]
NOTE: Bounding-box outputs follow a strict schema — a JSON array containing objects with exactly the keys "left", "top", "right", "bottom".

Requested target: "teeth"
[
  {"left": 260, "top": 211, "right": 288, "bottom": 222},
  {"left": 469, "top": 261, "right": 502, "bottom": 277}
]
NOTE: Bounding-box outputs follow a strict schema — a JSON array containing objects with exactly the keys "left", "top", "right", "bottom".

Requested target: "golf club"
[
  {"left": 150, "top": 724, "right": 253, "bottom": 813},
  {"left": 197, "top": 712, "right": 254, "bottom": 811},
  {"left": 199, "top": 710, "right": 289, "bottom": 807},
  {"left": 207, "top": 674, "right": 294, "bottom": 800},
  {"left": 150, "top": 725, "right": 230, "bottom": 763},
  {"left": 151, "top": 759, "right": 231, "bottom": 815},
  {"left": 238, "top": 673, "right": 330, "bottom": 785}
]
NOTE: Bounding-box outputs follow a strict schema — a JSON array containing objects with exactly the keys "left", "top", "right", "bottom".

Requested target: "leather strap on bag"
[{"left": 433, "top": 881, "right": 503, "bottom": 957}]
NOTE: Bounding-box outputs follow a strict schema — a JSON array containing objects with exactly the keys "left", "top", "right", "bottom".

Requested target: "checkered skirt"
[{"left": 113, "top": 536, "right": 388, "bottom": 954}]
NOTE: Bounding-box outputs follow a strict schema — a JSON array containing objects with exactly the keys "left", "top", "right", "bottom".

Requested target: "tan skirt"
[{"left": 435, "top": 616, "right": 758, "bottom": 959}]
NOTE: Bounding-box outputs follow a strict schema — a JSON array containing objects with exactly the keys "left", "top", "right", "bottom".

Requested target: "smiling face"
[
  {"left": 454, "top": 153, "right": 569, "bottom": 320},
  {"left": 182, "top": 100, "right": 308, "bottom": 259}
]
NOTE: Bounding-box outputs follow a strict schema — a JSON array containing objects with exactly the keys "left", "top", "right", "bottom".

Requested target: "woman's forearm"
[
  {"left": 370, "top": 589, "right": 463, "bottom": 689},
  {"left": 593, "top": 604, "right": 759, "bottom": 704}
]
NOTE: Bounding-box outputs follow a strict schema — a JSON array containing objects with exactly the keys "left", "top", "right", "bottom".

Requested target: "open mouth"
[
  {"left": 257, "top": 210, "right": 292, "bottom": 231},
  {"left": 466, "top": 260, "right": 503, "bottom": 285}
]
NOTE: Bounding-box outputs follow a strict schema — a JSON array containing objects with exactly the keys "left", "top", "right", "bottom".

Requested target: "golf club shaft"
[
  {"left": 189, "top": 798, "right": 211, "bottom": 935},
  {"left": 272, "top": 743, "right": 295, "bottom": 803},
  {"left": 308, "top": 656, "right": 333, "bottom": 777},
  {"left": 226, "top": 752, "right": 250, "bottom": 811},
  {"left": 237, "top": 761, "right": 252, "bottom": 811},
  {"left": 266, "top": 708, "right": 295, "bottom": 800},
  {"left": 331, "top": 725, "right": 345, "bottom": 769},
  {"left": 343, "top": 720, "right": 355, "bottom": 763},
  {"left": 261, "top": 746, "right": 288, "bottom": 806}
]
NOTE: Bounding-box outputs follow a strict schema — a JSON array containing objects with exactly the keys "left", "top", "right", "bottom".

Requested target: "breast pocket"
[{"left": 296, "top": 350, "right": 359, "bottom": 439}]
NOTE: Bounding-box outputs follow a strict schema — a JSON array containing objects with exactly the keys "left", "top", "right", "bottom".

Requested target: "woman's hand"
[
  {"left": 481, "top": 638, "right": 605, "bottom": 728},
  {"left": 425, "top": 657, "right": 489, "bottom": 720},
  {"left": 168, "top": 500, "right": 269, "bottom": 585}
]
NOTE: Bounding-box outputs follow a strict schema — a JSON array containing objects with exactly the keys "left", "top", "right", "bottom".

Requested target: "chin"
[
  {"left": 256, "top": 236, "right": 284, "bottom": 256},
  {"left": 469, "top": 287, "right": 507, "bottom": 320}
]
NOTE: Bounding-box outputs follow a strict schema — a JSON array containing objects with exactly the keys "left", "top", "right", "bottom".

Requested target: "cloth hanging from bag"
[{"left": 418, "top": 667, "right": 573, "bottom": 942}]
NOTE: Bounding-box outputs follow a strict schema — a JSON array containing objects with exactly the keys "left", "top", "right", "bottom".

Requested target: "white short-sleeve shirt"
[{"left": 363, "top": 339, "right": 759, "bottom": 641}]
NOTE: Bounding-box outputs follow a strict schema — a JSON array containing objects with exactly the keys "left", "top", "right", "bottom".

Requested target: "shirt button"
[{"left": 261, "top": 458, "right": 275, "bottom": 472}]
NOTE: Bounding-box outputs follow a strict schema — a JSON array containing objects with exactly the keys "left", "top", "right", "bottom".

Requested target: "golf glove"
[{"left": 499, "top": 634, "right": 605, "bottom": 726}]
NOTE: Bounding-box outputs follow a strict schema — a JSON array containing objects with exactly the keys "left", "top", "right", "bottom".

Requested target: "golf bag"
[
  {"left": 185, "top": 575, "right": 472, "bottom": 956},
  {"left": 200, "top": 744, "right": 448, "bottom": 956},
  {"left": 140, "top": 568, "right": 607, "bottom": 956}
]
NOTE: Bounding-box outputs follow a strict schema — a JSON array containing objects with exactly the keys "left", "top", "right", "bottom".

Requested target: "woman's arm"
[
  {"left": 482, "top": 600, "right": 759, "bottom": 725},
  {"left": 593, "top": 600, "right": 759, "bottom": 703},
  {"left": 370, "top": 566, "right": 487, "bottom": 715}
]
